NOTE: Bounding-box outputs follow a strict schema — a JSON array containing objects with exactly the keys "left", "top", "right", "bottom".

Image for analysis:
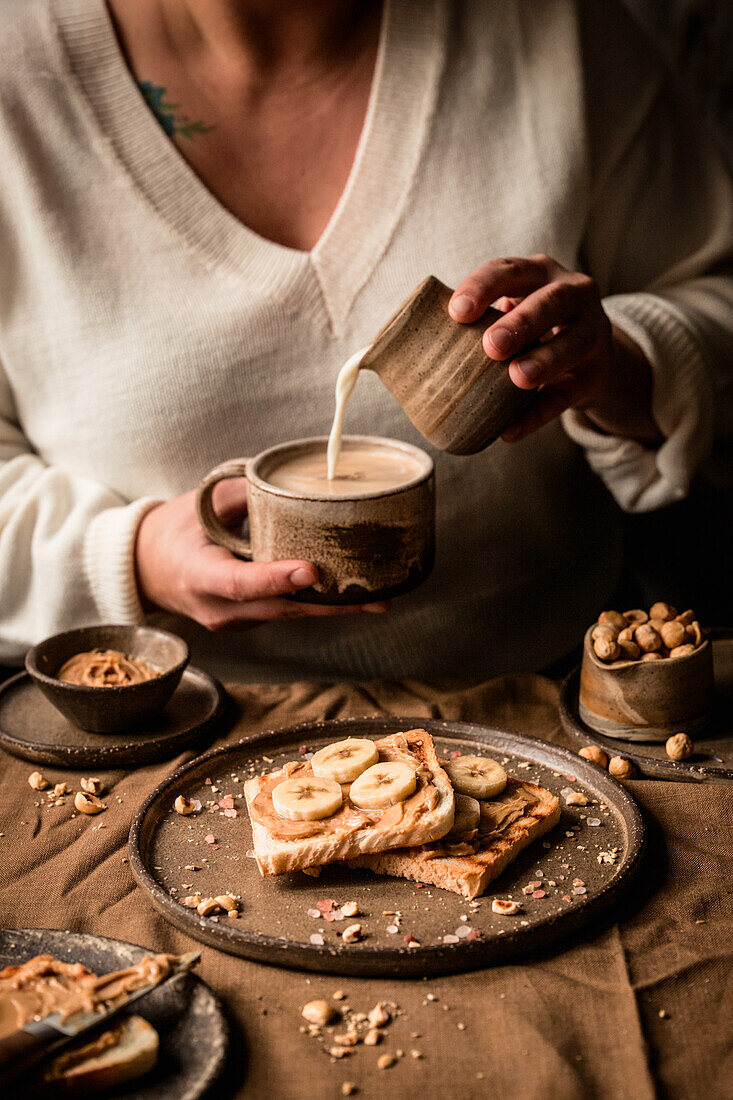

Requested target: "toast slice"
[
  {"left": 350, "top": 776, "right": 560, "bottom": 899},
  {"left": 42, "top": 1014, "right": 159, "bottom": 1094},
  {"left": 244, "top": 729, "right": 455, "bottom": 876}
]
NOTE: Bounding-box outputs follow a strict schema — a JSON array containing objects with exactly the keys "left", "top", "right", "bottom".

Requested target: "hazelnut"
[
  {"left": 593, "top": 635, "right": 621, "bottom": 662},
  {"left": 666, "top": 733, "right": 693, "bottom": 761},
  {"left": 641, "top": 652, "right": 663, "bottom": 662},
  {"left": 598, "top": 610, "right": 626, "bottom": 630},
  {"left": 592, "top": 622, "right": 620, "bottom": 643},
  {"left": 609, "top": 757, "right": 636, "bottom": 780},
  {"left": 650, "top": 601, "right": 677, "bottom": 622},
  {"left": 617, "top": 639, "right": 641, "bottom": 661},
  {"left": 635, "top": 623, "right": 662, "bottom": 653},
  {"left": 302, "top": 1000, "right": 336, "bottom": 1027},
  {"left": 377, "top": 1054, "right": 396, "bottom": 1070},
  {"left": 660, "top": 620, "right": 686, "bottom": 650},
  {"left": 688, "top": 621, "right": 703, "bottom": 647},
  {"left": 623, "top": 609, "right": 649, "bottom": 625},
  {"left": 676, "top": 609, "right": 695, "bottom": 626},
  {"left": 669, "top": 644, "right": 696, "bottom": 659},
  {"left": 617, "top": 626, "right": 636, "bottom": 644},
  {"left": 174, "top": 795, "right": 196, "bottom": 816},
  {"left": 74, "top": 791, "right": 106, "bottom": 814},
  {"left": 342, "top": 1085, "right": 358, "bottom": 1096},
  {"left": 579, "top": 746, "right": 608, "bottom": 768},
  {"left": 28, "top": 771, "right": 50, "bottom": 791},
  {"left": 364, "top": 1028, "right": 382, "bottom": 1046},
  {"left": 80, "top": 777, "right": 103, "bottom": 796}
]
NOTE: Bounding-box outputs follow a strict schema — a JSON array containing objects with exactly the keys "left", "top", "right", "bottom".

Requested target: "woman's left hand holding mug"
[
  {"left": 135, "top": 480, "right": 389, "bottom": 629},
  {"left": 449, "top": 254, "right": 663, "bottom": 446}
]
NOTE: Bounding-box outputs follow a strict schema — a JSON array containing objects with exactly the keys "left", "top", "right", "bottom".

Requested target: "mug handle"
[{"left": 196, "top": 459, "right": 253, "bottom": 558}]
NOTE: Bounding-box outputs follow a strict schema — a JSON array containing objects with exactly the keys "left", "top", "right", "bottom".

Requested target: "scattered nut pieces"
[
  {"left": 302, "top": 1000, "right": 336, "bottom": 1027},
  {"left": 342, "top": 1084, "right": 358, "bottom": 1096},
  {"left": 341, "top": 901, "right": 359, "bottom": 918},
  {"left": 174, "top": 795, "right": 196, "bottom": 816},
  {"left": 563, "top": 789, "right": 589, "bottom": 806},
  {"left": 492, "top": 899, "right": 521, "bottom": 915},
  {"left": 665, "top": 733, "right": 693, "bottom": 761},
  {"left": 609, "top": 757, "right": 636, "bottom": 780},
  {"left": 333, "top": 990, "right": 346, "bottom": 1001},
  {"left": 377, "top": 1054, "right": 396, "bottom": 1070},
  {"left": 52, "top": 782, "right": 69, "bottom": 798},
  {"left": 367, "top": 1003, "right": 390, "bottom": 1028},
  {"left": 28, "top": 771, "right": 49, "bottom": 791},
  {"left": 74, "top": 791, "right": 106, "bottom": 815},
  {"left": 182, "top": 895, "right": 202, "bottom": 909},
  {"left": 342, "top": 924, "right": 363, "bottom": 944},
  {"left": 364, "top": 1028, "right": 382, "bottom": 1046},
  {"left": 80, "top": 777, "right": 103, "bottom": 796},
  {"left": 579, "top": 746, "right": 608, "bottom": 768}
]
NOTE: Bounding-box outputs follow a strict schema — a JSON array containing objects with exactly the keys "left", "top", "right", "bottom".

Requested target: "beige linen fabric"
[{"left": 0, "top": 676, "right": 730, "bottom": 1098}]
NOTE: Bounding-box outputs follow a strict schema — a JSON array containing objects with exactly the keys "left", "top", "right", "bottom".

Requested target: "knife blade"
[{"left": 0, "top": 950, "right": 201, "bottom": 1085}]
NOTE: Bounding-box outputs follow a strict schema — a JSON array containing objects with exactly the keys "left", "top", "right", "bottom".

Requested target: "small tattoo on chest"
[{"left": 138, "top": 80, "right": 215, "bottom": 140}]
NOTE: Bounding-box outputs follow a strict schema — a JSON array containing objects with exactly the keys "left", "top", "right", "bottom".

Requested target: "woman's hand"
[
  {"left": 449, "top": 254, "right": 663, "bottom": 445},
  {"left": 135, "top": 479, "right": 389, "bottom": 629}
]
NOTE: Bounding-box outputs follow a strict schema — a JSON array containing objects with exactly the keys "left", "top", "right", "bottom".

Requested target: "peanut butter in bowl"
[{"left": 57, "top": 649, "right": 160, "bottom": 687}]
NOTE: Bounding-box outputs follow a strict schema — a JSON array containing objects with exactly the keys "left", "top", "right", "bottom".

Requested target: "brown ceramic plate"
[
  {"left": 129, "top": 717, "right": 644, "bottom": 977},
  {"left": 560, "top": 629, "right": 733, "bottom": 781},
  {"left": 0, "top": 927, "right": 227, "bottom": 1100},
  {"left": 0, "top": 667, "right": 226, "bottom": 768}
]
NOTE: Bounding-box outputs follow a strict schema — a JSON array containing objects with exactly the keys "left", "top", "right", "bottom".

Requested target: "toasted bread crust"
[
  {"left": 244, "top": 729, "right": 455, "bottom": 876},
  {"left": 350, "top": 778, "right": 561, "bottom": 898}
]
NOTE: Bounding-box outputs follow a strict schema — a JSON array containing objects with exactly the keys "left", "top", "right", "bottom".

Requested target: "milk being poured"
[{"left": 326, "top": 347, "right": 369, "bottom": 480}]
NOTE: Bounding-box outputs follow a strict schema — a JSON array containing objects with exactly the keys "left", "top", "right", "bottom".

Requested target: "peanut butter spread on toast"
[
  {"left": 249, "top": 733, "right": 440, "bottom": 841},
  {"left": 413, "top": 779, "right": 541, "bottom": 862}
]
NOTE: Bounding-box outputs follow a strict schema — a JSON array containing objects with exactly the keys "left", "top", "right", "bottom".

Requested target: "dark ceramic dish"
[
  {"left": 129, "top": 716, "right": 645, "bottom": 977},
  {"left": 25, "top": 625, "right": 189, "bottom": 734}
]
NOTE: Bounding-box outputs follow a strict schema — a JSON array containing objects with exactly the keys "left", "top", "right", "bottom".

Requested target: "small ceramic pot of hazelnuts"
[{"left": 579, "top": 602, "right": 714, "bottom": 741}]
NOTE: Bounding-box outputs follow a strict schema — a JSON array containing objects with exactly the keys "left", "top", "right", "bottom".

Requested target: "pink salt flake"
[
  {"left": 528, "top": 880, "right": 541, "bottom": 889},
  {"left": 204, "top": 778, "right": 212, "bottom": 785},
  {"left": 204, "top": 834, "right": 216, "bottom": 844},
  {"left": 466, "top": 928, "right": 482, "bottom": 941},
  {"left": 404, "top": 934, "right": 420, "bottom": 946},
  {"left": 316, "top": 899, "right": 335, "bottom": 913},
  {"left": 532, "top": 890, "right": 546, "bottom": 899},
  {"left": 563, "top": 895, "right": 572, "bottom": 902},
  {"left": 223, "top": 808, "right": 237, "bottom": 818},
  {"left": 218, "top": 796, "right": 235, "bottom": 810},
  {"left": 450, "top": 751, "right": 462, "bottom": 759},
  {"left": 564, "top": 775, "right": 577, "bottom": 782},
  {"left": 298, "top": 745, "right": 308, "bottom": 755},
  {"left": 415, "top": 883, "right": 425, "bottom": 889}
]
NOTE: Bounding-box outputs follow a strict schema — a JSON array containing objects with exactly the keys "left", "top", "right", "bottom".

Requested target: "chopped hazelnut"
[
  {"left": 341, "top": 901, "right": 359, "bottom": 918},
  {"left": 302, "top": 1000, "right": 336, "bottom": 1027},
  {"left": 377, "top": 1054, "right": 396, "bottom": 1070},
  {"left": 342, "top": 1084, "right": 358, "bottom": 1096},
  {"left": 368, "top": 1003, "right": 390, "bottom": 1028},
  {"left": 80, "top": 777, "right": 103, "bottom": 796},
  {"left": 491, "top": 899, "right": 521, "bottom": 915},
  {"left": 342, "top": 923, "right": 363, "bottom": 944},
  {"left": 174, "top": 795, "right": 196, "bottom": 816},
  {"left": 28, "top": 771, "right": 49, "bottom": 791},
  {"left": 364, "top": 1029, "right": 382, "bottom": 1046},
  {"left": 74, "top": 791, "right": 106, "bottom": 815}
]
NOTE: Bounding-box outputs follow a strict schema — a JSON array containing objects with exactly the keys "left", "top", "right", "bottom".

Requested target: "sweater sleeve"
[
  {"left": 561, "top": 0, "right": 733, "bottom": 513},
  {"left": 0, "top": 366, "right": 160, "bottom": 663}
]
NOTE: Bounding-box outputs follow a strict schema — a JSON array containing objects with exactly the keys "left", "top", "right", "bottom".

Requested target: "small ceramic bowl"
[
  {"left": 578, "top": 627, "right": 714, "bottom": 741},
  {"left": 26, "top": 624, "right": 189, "bottom": 734}
]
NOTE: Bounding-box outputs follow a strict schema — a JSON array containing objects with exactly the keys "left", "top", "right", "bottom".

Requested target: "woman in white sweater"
[{"left": 0, "top": 0, "right": 731, "bottom": 682}]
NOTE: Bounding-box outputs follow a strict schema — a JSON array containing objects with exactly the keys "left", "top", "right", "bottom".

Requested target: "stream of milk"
[{"left": 326, "top": 346, "right": 369, "bottom": 480}]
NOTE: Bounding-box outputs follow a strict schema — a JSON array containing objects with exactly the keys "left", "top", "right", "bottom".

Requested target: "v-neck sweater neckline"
[{"left": 51, "top": 0, "right": 447, "bottom": 332}]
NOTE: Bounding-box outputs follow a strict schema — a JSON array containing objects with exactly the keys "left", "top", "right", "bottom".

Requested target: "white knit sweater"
[{"left": 0, "top": 0, "right": 731, "bottom": 681}]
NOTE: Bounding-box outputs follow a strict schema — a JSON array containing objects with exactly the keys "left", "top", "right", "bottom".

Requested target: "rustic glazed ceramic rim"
[
  {"left": 247, "top": 434, "right": 434, "bottom": 501},
  {"left": 129, "top": 716, "right": 646, "bottom": 977}
]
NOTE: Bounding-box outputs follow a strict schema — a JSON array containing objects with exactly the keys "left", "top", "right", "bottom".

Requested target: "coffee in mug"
[{"left": 196, "top": 436, "right": 435, "bottom": 604}]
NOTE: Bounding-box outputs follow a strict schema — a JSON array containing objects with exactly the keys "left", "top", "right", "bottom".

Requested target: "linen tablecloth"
[{"left": 0, "top": 675, "right": 730, "bottom": 1099}]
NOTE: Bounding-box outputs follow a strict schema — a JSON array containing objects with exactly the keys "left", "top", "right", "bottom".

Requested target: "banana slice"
[
  {"left": 311, "top": 738, "right": 379, "bottom": 784},
  {"left": 446, "top": 793, "right": 481, "bottom": 839},
  {"left": 444, "top": 756, "right": 507, "bottom": 800},
  {"left": 349, "top": 761, "right": 417, "bottom": 810},
  {"left": 271, "top": 776, "right": 343, "bottom": 821}
]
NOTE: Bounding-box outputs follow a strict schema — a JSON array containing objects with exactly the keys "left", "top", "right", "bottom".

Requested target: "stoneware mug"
[
  {"left": 196, "top": 435, "right": 435, "bottom": 604},
  {"left": 361, "top": 275, "right": 533, "bottom": 454}
]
